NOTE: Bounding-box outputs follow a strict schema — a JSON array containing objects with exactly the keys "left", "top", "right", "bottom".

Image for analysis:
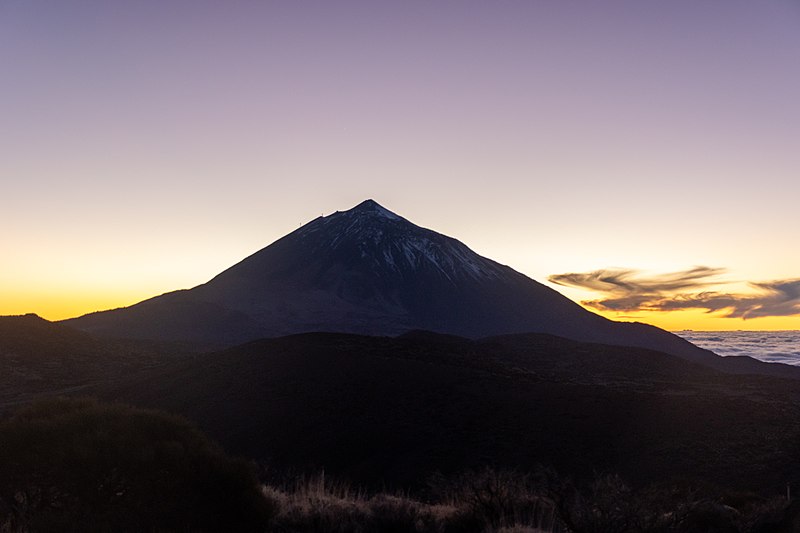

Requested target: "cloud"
[{"left": 548, "top": 267, "right": 800, "bottom": 319}]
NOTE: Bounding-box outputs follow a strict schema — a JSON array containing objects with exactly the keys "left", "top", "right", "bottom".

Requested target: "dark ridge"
[
  {"left": 89, "top": 330, "right": 800, "bottom": 493},
  {"left": 0, "top": 315, "right": 184, "bottom": 409}
]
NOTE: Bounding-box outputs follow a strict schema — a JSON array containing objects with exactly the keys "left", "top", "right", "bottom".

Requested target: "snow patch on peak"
[
  {"left": 298, "top": 200, "right": 507, "bottom": 283},
  {"left": 377, "top": 233, "right": 504, "bottom": 282},
  {"left": 373, "top": 204, "right": 400, "bottom": 220}
]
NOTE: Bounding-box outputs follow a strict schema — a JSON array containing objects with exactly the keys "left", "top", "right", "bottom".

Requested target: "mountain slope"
[{"left": 62, "top": 200, "right": 784, "bottom": 375}]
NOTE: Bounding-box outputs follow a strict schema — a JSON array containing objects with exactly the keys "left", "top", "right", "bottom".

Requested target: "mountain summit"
[
  {"left": 64, "top": 200, "right": 729, "bottom": 368},
  {"left": 300, "top": 199, "right": 508, "bottom": 283}
]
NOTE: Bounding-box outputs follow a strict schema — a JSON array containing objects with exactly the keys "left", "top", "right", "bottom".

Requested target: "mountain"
[{"left": 62, "top": 200, "right": 789, "bottom": 375}]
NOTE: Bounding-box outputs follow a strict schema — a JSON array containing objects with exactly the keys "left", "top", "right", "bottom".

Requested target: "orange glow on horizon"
[
  {"left": 2, "top": 290, "right": 798, "bottom": 331},
  {"left": 590, "top": 307, "right": 800, "bottom": 332},
  {"left": 0, "top": 289, "right": 162, "bottom": 322}
]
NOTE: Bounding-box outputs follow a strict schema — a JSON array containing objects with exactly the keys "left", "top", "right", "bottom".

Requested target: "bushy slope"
[
  {"left": 98, "top": 331, "right": 800, "bottom": 493},
  {"left": 0, "top": 398, "right": 273, "bottom": 532}
]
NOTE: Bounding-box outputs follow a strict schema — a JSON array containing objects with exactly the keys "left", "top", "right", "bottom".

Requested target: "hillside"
[
  {"left": 95, "top": 331, "right": 800, "bottom": 493},
  {"left": 0, "top": 314, "right": 183, "bottom": 409},
  {"left": 6, "top": 315, "right": 800, "bottom": 495}
]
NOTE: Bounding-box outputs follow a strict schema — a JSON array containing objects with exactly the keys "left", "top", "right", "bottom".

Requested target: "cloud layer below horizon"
[{"left": 549, "top": 267, "right": 800, "bottom": 320}]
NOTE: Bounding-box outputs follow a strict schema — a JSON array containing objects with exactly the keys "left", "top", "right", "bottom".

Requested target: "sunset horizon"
[
  {"left": 3, "top": 195, "right": 799, "bottom": 332},
  {"left": 3, "top": 3, "right": 800, "bottom": 528},
  {"left": 3, "top": 2, "right": 797, "bottom": 332}
]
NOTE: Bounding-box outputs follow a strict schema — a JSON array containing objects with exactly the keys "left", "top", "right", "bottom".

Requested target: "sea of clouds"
[{"left": 675, "top": 330, "right": 800, "bottom": 366}]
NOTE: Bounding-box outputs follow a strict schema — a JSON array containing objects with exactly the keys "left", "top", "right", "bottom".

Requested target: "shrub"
[
  {"left": 429, "top": 467, "right": 563, "bottom": 532},
  {"left": 267, "top": 473, "right": 459, "bottom": 533},
  {"left": 0, "top": 397, "right": 275, "bottom": 532},
  {"left": 548, "top": 472, "right": 790, "bottom": 533}
]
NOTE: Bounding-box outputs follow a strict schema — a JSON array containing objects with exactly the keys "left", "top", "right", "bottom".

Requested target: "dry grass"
[
  {"left": 258, "top": 468, "right": 795, "bottom": 533},
  {"left": 262, "top": 471, "right": 564, "bottom": 533}
]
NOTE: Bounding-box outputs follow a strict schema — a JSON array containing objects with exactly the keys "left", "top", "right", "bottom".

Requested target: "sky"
[{"left": 1, "top": 1, "right": 799, "bottom": 330}]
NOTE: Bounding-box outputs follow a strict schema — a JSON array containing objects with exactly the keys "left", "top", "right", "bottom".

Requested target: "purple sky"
[{"left": 2, "top": 1, "right": 799, "bottom": 329}]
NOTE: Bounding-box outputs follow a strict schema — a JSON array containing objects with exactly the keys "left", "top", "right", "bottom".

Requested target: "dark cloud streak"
[
  {"left": 549, "top": 266, "right": 725, "bottom": 294},
  {"left": 548, "top": 268, "right": 800, "bottom": 319}
]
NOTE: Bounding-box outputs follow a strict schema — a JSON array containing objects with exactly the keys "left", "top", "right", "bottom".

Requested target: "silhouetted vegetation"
[
  {"left": 0, "top": 398, "right": 274, "bottom": 532},
  {"left": 261, "top": 469, "right": 559, "bottom": 533},
  {"left": 262, "top": 468, "right": 793, "bottom": 532},
  {"left": 544, "top": 472, "right": 791, "bottom": 533},
  {"left": 1, "top": 398, "right": 798, "bottom": 531},
  {"left": 6, "top": 322, "right": 800, "bottom": 531}
]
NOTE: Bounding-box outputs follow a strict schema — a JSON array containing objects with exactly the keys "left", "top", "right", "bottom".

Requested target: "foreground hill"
[
  {"left": 0, "top": 314, "right": 193, "bottom": 409},
  {"left": 62, "top": 200, "right": 796, "bottom": 379},
  {"left": 4, "top": 317, "right": 800, "bottom": 495},
  {"left": 0, "top": 398, "right": 271, "bottom": 532},
  {"left": 96, "top": 331, "right": 800, "bottom": 493}
]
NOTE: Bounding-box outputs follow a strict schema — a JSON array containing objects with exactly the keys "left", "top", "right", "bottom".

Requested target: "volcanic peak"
[
  {"left": 305, "top": 200, "right": 503, "bottom": 281},
  {"left": 348, "top": 199, "right": 402, "bottom": 220}
]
